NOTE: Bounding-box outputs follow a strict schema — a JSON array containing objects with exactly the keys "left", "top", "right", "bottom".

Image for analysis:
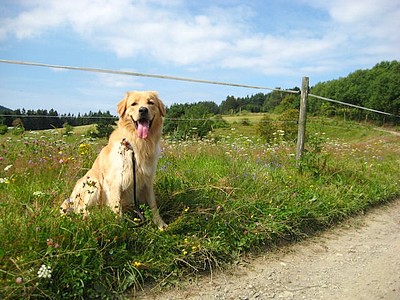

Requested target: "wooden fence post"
[{"left": 296, "top": 77, "right": 309, "bottom": 163}]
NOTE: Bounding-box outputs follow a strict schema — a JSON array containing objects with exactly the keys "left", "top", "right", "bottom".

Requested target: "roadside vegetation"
[{"left": 1, "top": 115, "right": 399, "bottom": 299}]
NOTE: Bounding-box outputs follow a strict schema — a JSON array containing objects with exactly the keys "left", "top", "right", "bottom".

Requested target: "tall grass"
[{"left": 1, "top": 118, "right": 399, "bottom": 299}]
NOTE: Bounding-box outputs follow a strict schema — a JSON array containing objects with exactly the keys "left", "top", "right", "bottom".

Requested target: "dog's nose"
[{"left": 139, "top": 107, "right": 148, "bottom": 115}]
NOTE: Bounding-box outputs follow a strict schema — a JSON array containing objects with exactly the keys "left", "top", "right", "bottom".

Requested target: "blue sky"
[{"left": 1, "top": 0, "right": 399, "bottom": 114}]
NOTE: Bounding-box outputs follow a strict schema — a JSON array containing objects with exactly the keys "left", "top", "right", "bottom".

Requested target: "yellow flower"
[
  {"left": 79, "top": 143, "right": 90, "bottom": 155},
  {"left": 183, "top": 206, "right": 190, "bottom": 212},
  {"left": 182, "top": 249, "right": 188, "bottom": 255},
  {"left": 132, "top": 261, "right": 143, "bottom": 268}
]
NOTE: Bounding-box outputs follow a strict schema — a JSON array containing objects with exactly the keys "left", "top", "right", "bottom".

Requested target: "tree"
[
  {"left": 309, "top": 60, "right": 400, "bottom": 123},
  {"left": 274, "top": 94, "right": 300, "bottom": 113},
  {"left": 164, "top": 101, "right": 227, "bottom": 140},
  {"left": 219, "top": 96, "right": 238, "bottom": 114},
  {"left": 94, "top": 119, "right": 115, "bottom": 138}
]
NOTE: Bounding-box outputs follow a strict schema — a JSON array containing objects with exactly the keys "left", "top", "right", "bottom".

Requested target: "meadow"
[{"left": 1, "top": 116, "right": 399, "bottom": 299}]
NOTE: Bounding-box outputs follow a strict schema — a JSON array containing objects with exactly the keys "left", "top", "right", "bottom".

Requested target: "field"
[{"left": 1, "top": 116, "right": 400, "bottom": 299}]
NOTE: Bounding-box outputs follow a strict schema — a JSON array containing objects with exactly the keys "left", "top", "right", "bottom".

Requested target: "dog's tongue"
[{"left": 137, "top": 120, "right": 149, "bottom": 139}]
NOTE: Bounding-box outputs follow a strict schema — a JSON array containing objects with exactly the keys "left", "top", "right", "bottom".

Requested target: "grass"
[
  {"left": 1, "top": 117, "right": 399, "bottom": 299},
  {"left": 222, "top": 113, "right": 265, "bottom": 124}
]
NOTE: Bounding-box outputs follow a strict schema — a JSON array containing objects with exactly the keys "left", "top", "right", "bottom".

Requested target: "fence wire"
[
  {"left": 0, "top": 59, "right": 299, "bottom": 94},
  {"left": 309, "top": 93, "right": 400, "bottom": 118}
]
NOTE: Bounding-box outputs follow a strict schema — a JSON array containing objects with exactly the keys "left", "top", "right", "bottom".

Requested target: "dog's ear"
[
  {"left": 158, "top": 99, "right": 166, "bottom": 117},
  {"left": 117, "top": 93, "right": 129, "bottom": 117},
  {"left": 151, "top": 91, "right": 166, "bottom": 117}
]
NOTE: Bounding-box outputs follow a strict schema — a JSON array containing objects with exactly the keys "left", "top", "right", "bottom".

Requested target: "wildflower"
[
  {"left": 79, "top": 143, "right": 90, "bottom": 155},
  {"left": 33, "top": 191, "right": 46, "bottom": 197},
  {"left": 4, "top": 164, "right": 12, "bottom": 172},
  {"left": 15, "top": 277, "right": 23, "bottom": 284},
  {"left": 182, "top": 249, "right": 188, "bottom": 255},
  {"left": 37, "top": 264, "right": 52, "bottom": 279},
  {"left": 0, "top": 178, "right": 10, "bottom": 184},
  {"left": 132, "top": 261, "right": 144, "bottom": 268}
]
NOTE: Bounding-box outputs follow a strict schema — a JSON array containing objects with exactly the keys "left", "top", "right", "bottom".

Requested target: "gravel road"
[{"left": 135, "top": 199, "right": 400, "bottom": 300}]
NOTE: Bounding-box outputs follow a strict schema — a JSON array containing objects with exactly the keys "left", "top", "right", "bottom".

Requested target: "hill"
[
  {"left": 0, "top": 105, "right": 12, "bottom": 112},
  {"left": 310, "top": 60, "right": 400, "bottom": 120}
]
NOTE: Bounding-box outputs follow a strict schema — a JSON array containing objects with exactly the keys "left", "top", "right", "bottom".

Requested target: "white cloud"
[
  {"left": 305, "top": 0, "right": 400, "bottom": 42},
  {"left": 95, "top": 72, "right": 143, "bottom": 89},
  {"left": 1, "top": 0, "right": 399, "bottom": 77},
  {"left": 328, "top": 0, "right": 391, "bottom": 23}
]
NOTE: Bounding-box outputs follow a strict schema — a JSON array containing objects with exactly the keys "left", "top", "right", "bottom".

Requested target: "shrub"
[
  {"left": 12, "top": 126, "right": 24, "bottom": 135},
  {"left": 241, "top": 118, "right": 251, "bottom": 126},
  {"left": 278, "top": 109, "right": 299, "bottom": 142},
  {"left": 95, "top": 120, "right": 114, "bottom": 138},
  {"left": 0, "top": 124, "right": 7, "bottom": 135},
  {"left": 256, "top": 114, "right": 278, "bottom": 142},
  {"left": 63, "top": 122, "right": 74, "bottom": 136}
]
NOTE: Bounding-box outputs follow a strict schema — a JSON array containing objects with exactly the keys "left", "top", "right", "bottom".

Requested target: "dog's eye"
[
  {"left": 148, "top": 100, "right": 155, "bottom": 105},
  {"left": 131, "top": 102, "right": 138, "bottom": 106}
]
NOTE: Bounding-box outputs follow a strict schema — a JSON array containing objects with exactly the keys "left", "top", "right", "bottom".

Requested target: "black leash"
[
  {"left": 121, "top": 138, "right": 145, "bottom": 227},
  {"left": 132, "top": 150, "right": 145, "bottom": 227}
]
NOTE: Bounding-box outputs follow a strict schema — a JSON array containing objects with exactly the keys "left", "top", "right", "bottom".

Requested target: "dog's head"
[{"left": 117, "top": 91, "right": 166, "bottom": 139}]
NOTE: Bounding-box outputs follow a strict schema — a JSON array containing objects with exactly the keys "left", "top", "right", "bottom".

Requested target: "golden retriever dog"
[{"left": 61, "top": 91, "right": 167, "bottom": 229}]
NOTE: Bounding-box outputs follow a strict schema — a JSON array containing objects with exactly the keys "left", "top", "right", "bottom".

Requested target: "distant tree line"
[{"left": 0, "top": 109, "right": 117, "bottom": 131}]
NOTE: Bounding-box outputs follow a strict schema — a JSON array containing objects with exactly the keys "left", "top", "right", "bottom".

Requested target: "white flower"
[
  {"left": 37, "top": 264, "right": 52, "bottom": 279},
  {"left": 4, "top": 165, "right": 12, "bottom": 172},
  {"left": 33, "top": 191, "right": 46, "bottom": 197},
  {"left": 0, "top": 177, "right": 9, "bottom": 184}
]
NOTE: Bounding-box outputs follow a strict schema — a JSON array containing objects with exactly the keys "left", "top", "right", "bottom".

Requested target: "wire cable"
[
  {"left": 0, "top": 59, "right": 300, "bottom": 94},
  {"left": 308, "top": 93, "right": 400, "bottom": 118}
]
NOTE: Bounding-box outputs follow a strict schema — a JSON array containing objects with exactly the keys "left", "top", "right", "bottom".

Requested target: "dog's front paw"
[
  {"left": 158, "top": 223, "right": 168, "bottom": 231},
  {"left": 154, "top": 217, "right": 168, "bottom": 230}
]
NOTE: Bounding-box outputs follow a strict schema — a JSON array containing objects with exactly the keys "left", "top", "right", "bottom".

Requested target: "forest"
[
  {"left": 0, "top": 109, "right": 117, "bottom": 132},
  {"left": 0, "top": 60, "right": 399, "bottom": 133}
]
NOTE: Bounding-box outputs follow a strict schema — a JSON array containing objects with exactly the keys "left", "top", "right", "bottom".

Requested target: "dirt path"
[
  {"left": 136, "top": 199, "right": 400, "bottom": 299},
  {"left": 374, "top": 128, "right": 400, "bottom": 137}
]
